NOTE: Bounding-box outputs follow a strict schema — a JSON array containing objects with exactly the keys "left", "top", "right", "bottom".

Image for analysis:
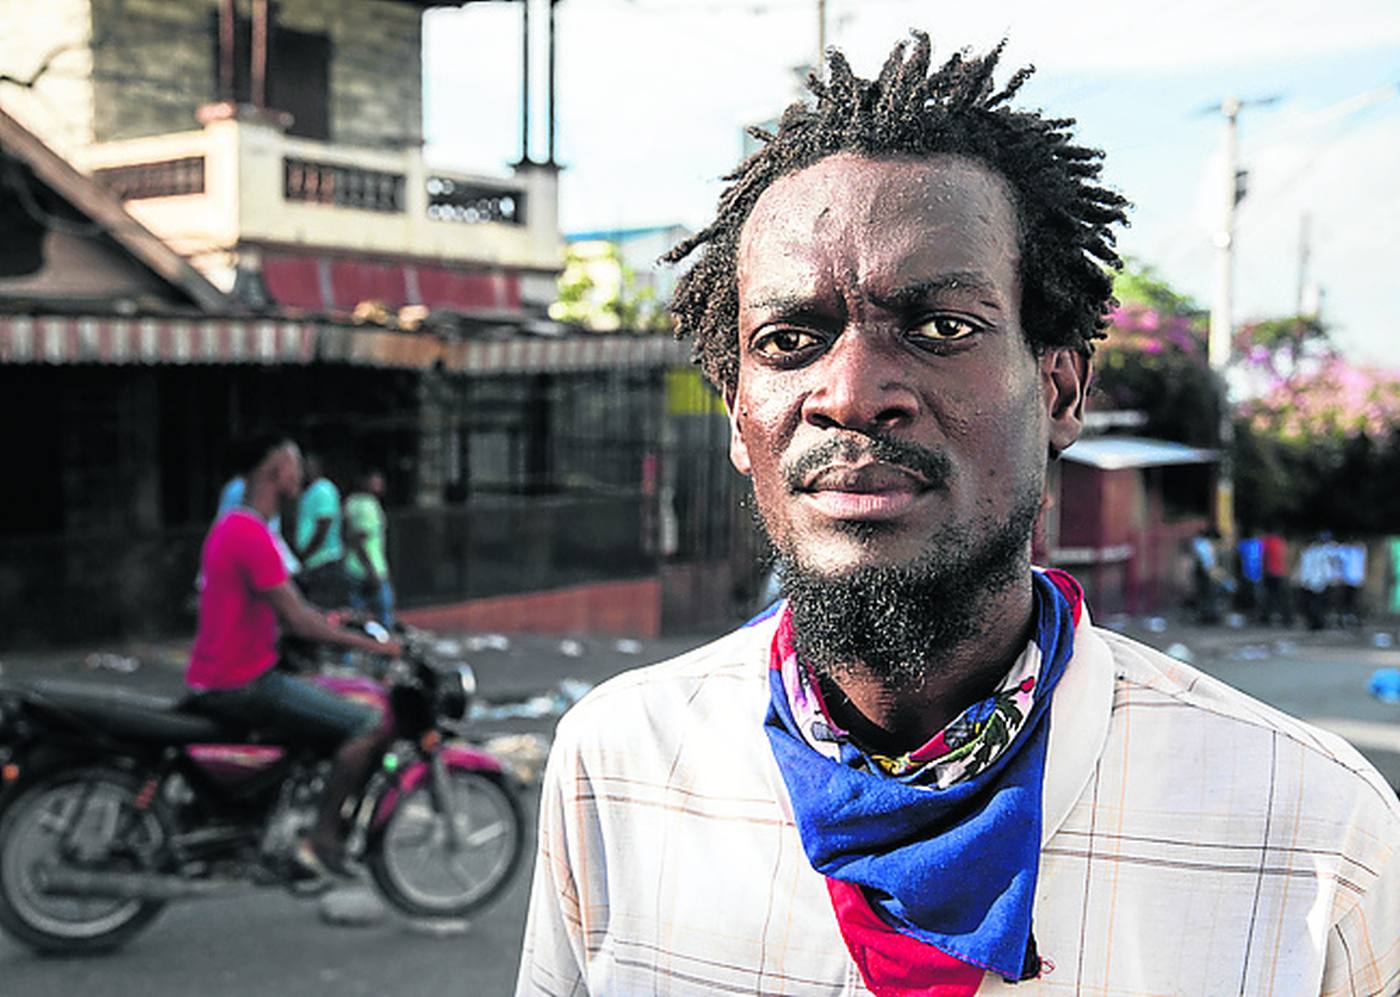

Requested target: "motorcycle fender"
[{"left": 370, "top": 745, "right": 503, "bottom": 831}]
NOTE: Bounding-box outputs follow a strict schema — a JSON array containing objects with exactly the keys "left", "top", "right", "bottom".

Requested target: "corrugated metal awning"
[
  {"left": 0, "top": 316, "right": 317, "bottom": 365},
  {"left": 0, "top": 315, "right": 691, "bottom": 373},
  {"left": 1062, "top": 435, "right": 1218, "bottom": 470}
]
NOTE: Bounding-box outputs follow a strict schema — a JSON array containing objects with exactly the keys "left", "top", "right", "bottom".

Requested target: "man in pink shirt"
[{"left": 188, "top": 431, "right": 403, "bottom": 877}]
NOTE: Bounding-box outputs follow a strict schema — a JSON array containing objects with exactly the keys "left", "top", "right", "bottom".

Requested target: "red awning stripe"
[{"left": 0, "top": 316, "right": 689, "bottom": 372}]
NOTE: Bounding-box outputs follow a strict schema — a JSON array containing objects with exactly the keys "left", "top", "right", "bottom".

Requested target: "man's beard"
[{"left": 758, "top": 436, "right": 1042, "bottom": 689}]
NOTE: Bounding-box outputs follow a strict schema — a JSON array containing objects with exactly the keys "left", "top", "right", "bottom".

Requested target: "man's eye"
[
  {"left": 752, "top": 329, "right": 822, "bottom": 358},
  {"left": 909, "top": 316, "right": 979, "bottom": 343}
]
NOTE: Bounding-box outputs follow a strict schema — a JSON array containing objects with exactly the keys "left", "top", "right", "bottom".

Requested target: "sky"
[{"left": 422, "top": 0, "right": 1400, "bottom": 367}]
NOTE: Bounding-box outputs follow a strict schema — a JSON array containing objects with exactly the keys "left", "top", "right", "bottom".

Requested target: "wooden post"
[
  {"left": 251, "top": 0, "right": 269, "bottom": 109},
  {"left": 219, "top": 0, "right": 236, "bottom": 101}
]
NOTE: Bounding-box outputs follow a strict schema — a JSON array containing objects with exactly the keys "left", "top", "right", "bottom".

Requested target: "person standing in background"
[
  {"left": 294, "top": 454, "right": 347, "bottom": 608},
  {"left": 1259, "top": 528, "right": 1291, "bottom": 624},
  {"left": 1236, "top": 529, "right": 1263, "bottom": 618},
  {"left": 344, "top": 469, "right": 393, "bottom": 625},
  {"left": 1338, "top": 539, "right": 1367, "bottom": 627}
]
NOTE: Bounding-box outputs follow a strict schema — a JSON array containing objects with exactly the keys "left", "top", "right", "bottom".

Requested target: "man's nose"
[{"left": 801, "top": 331, "right": 920, "bottom": 432}]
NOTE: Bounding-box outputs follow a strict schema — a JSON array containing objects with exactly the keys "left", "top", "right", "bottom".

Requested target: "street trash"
[
  {"left": 1369, "top": 668, "right": 1400, "bottom": 704},
  {"left": 614, "top": 639, "right": 642, "bottom": 655},
  {"left": 1272, "top": 639, "right": 1297, "bottom": 656},
  {"left": 432, "top": 639, "right": 464, "bottom": 657},
  {"left": 1225, "top": 612, "right": 1246, "bottom": 630},
  {"left": 469, "top": 678, "right": 596, "bottom": 723},
  {"left": 319, "top": 887, "right": 386, "bottom": 927},
  {"left": 1230, "top": 644, "right": 1271, "bottom": 662},
  {"left": 463, "top": 633, "right": 511, "bottom": 653},
  {"left": 482, "top": 732, "right": 552, "bottom": 785},
  {"left": 1371, "top": 632, "right": 1395, "bottom": 649},
  {"left": 1145, "top": 617, "right": 1168, "bottom": 633},
  {"left": 558, "top": 639, "right": 584, "bottom": 658},
  {"left": 1103, "top": 614, "right": 1129, "bottom": 632},
  {"left": 85, "top": 652, "right": 140, "bottom": 674},
  {"left": 557, "top": 677, "right": 593, "bottom": 705},
  {"left": 404, "top": 916, "right": 472, "bottom": 937},
  {"left": 471, "top": 693, "right": 559, "bottom": 722},
  {"left": 1164, "top": 642, "right": 1194, "bottom": 664}
]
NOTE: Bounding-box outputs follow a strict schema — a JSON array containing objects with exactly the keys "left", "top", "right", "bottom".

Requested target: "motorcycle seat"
[{"left": 23, "top": 680, "right": 244, "bottom": 744}]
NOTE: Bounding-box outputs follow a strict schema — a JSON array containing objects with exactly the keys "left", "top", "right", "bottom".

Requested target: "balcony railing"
[
  {"left": 426, "top": 176, "right": 525, "bottom": 225},
  {"left": 94, "top": 156, "right": 205, "bottom": 200},
  {"left": 75, "top": 115, "right": 558, "bottom": 272},
  {"left": 283, "top": 157, "right": 405, "bottom": 213}
]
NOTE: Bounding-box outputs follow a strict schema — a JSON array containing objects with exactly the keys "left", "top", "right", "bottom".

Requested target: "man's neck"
[
  {"left": 811, "top": 577, "right": 1037, "bottom": 756},
  {"left": 243, "top": 478, "right": 282, "bottom": 522}
]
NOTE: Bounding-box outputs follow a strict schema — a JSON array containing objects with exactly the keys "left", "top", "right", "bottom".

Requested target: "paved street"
[{"left": 1, "top": 618, "right": 1397, "bottom": 996}]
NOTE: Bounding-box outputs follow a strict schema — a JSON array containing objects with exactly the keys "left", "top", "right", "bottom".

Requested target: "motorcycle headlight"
[{"left": 435, "top": 665, "right": 477, "bottom": 721}]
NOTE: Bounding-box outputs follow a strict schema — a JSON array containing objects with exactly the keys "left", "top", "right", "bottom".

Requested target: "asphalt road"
[{"left": 1, "top": 620, "right": 1396, "bottom": 996}]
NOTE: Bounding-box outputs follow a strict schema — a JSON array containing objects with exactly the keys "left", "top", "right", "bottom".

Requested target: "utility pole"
[
  {"left": 1205, "top": 94, "right": 1275, "bottom": 541},
  {"left": 816, "top": 0, "right": 827, "bottom": 78},
  {"left": 1296, "top": 213, "right": 1312, "bottom": 317}
]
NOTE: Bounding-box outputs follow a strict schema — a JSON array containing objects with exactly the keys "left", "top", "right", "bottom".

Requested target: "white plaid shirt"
[{"left": 517, "top": 609, "right": 1400, "bottom": 996}]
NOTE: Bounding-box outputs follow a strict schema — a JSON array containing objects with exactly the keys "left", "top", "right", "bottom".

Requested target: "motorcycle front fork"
[{"left": 344, "top": 737, "right": 465, "bottom": 858}]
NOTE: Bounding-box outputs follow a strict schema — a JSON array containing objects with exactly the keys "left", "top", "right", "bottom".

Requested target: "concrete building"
[{"left": 0, "top": 0, "right": 563, "bottom": 315}]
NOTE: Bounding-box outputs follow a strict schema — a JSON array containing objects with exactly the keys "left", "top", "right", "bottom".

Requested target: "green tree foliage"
[
  {"left": 1093, "top": 261, "right": 1400, "bottom": 534},
  {"left": 1235, "top": 315, "right": 1400, "bottom": 533},
  {"left": 550, "top": 242, "right": 671, "bottom": 333},
  {"left": 1091, "top": 261, "right": 1221, "bottom": 446}
]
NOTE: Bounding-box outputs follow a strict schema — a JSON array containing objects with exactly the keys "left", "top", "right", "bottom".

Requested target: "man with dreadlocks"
[{"left": 517, "top": 35, "right": 1398, "bottom": 996}]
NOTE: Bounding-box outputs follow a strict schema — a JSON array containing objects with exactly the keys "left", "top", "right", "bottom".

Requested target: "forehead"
[{"left": 737, "top": 153, "right": 1019, "bottom": 300}]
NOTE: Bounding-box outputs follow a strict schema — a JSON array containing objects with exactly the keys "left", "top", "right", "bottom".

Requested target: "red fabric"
[
  {"left": 186, "top": 511, "right": 289, "bottom": 691},
  {"left": 261, "top": 253, "right": 522, "bottom": 314},
  {"left": 826, "top": 879, "right": 985, "bottom": 997},
  {"left": 1261, "top": 534, "right": 1288, "bottom": 578},
  {"left": 261, "top": 255, "right": 325, "bottom": 310},
  {"left": 416, "top": 267, "right": 519, "bottom": 310},
  {"left": 329, "top": 259, "right": 408, "bottom": 311},
  {"left": 1042, "top": 567, "right": 1085, "bottom": 625}
]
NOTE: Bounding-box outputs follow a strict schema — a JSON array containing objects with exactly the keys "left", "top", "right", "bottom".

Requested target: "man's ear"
[
  {"left": 725, "top": 387, "right": 752, "bottom": 477},
  {"left": 1042, "top": 348, "right": 1089, "bottom": 458}
]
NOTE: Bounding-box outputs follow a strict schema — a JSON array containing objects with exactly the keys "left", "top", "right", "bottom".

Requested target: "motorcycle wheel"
[
  {"left": 367, "top": 768, "right": 524, "bottom": 919},
  {"left": 0, "top": 767, "right": 169, "bottom": 954}
]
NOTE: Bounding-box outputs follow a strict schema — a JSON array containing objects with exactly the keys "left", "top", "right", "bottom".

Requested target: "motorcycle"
[{"left": 0, "top": 623, "right": 524, "bottom": 954}]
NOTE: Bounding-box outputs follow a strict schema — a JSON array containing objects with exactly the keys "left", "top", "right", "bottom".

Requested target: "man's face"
[
  {"left": 274, "top": 443, "right": 304, "bottom": 502},
  {"left": 730, "top": 152, "right": 1085, "bottom": 582}
]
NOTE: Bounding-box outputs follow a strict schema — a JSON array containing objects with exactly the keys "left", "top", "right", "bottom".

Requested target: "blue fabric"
[
  {"left": 1238, "top": 537, "right": 1264, "bottom": 584},
  {"left": 763, "top": 573, "right": 1076, "bottom": 980}
]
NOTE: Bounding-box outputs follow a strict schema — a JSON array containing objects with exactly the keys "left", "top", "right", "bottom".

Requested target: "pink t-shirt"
[{"left": 187, "top": 510, "right": 290, "bottom": 691}]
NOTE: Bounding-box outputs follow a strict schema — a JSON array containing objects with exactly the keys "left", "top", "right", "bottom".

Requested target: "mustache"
[{"left": 782, "top": 434, "right": 952, "bottom": 492}]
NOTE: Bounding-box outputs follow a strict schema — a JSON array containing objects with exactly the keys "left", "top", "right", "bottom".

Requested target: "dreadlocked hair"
[{"left": 663, "top": 33, "right": 1129, "bottom": 394}]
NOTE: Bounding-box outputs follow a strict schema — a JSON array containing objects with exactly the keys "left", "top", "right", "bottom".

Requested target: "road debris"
[
  {"left": 1164, "top": 642, "right": 1194, "bottom": 664},
  {"left": 463, "top": 634, "right": 511, "bottom": 653},
  {"left": 1369, "top": 668, "right": 1400, "bottom": 704},
  {"left": 84, "top": 652, "right": 140, "bottom": 673},
  {"left": 482, "top": 732, "right": 552, "bottom": 785}
]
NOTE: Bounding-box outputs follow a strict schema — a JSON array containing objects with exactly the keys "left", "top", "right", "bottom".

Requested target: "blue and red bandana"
[{"left": 762, "top": 570, "right": 1085, "bottom": 995}]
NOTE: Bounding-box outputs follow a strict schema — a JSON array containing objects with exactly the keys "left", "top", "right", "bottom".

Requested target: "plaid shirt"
[{"left": 517, "top": 609, "right": 1400, "bottom": 996}]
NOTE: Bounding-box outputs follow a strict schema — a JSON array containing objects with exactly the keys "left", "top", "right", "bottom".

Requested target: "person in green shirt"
[
  {"left": 344, "top": 469, "right": 392, "bottom": 624},
  {"left": 294, "top": 454, "right": 348, "bottom": 606}
]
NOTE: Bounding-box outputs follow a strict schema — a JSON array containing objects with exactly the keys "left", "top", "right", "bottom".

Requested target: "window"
[{"left": 211, "top": 8, "right": 331, "bottom": 141}]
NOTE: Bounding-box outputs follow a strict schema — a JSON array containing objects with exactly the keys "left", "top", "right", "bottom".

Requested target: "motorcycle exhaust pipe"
[{"left": 35, "top": 866, "right": 252, "bottom": 902}]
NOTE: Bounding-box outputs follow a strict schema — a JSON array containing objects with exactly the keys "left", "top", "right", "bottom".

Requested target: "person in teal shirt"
[
  {"left": 344, "top": 469, "right": 392, "bottom": 624},
  {"left": 294, "top": 454, "right": 347, "bottom": 606}
]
